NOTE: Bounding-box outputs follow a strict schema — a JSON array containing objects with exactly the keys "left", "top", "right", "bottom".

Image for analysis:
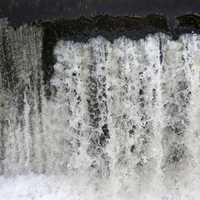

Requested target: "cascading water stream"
[{"left": 1, "top": 19, "right": 200, "bottom": 199}]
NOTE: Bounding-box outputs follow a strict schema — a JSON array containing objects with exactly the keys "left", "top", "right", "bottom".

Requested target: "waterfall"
[{"left": 1, "top": 20, "right": 200, "bottom": 199}]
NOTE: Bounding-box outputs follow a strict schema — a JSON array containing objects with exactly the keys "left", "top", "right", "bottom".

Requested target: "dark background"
[{"left": 0, "top": 0, "right": 200, "bottom": 24}]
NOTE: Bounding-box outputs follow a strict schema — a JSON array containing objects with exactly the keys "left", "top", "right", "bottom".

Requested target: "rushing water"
[{"left": 1, "top": 20, "right": 200, "bottom": 199}]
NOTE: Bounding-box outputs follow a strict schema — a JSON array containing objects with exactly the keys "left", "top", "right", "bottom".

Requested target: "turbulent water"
[{"left": 1, "top": 20, "right": 200, "bottom": 199}]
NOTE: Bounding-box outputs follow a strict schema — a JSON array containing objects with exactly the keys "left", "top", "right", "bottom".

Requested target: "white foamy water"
[{"left": 1, "top": 32, "right": 200, "bottom": 199}]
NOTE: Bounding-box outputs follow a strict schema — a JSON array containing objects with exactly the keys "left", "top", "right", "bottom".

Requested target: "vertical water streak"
[
  {"left": 105, "top": 35, "right": 163, "bottom": 198},
  {"left": 161, "top": 35, "right": 194, "bottom": 198},
  {"left": 86, "top": 37, "right": 111, "bottom": 179},
  {"left": 0, "top": 23, "right": 43, "bottom": 174}
]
